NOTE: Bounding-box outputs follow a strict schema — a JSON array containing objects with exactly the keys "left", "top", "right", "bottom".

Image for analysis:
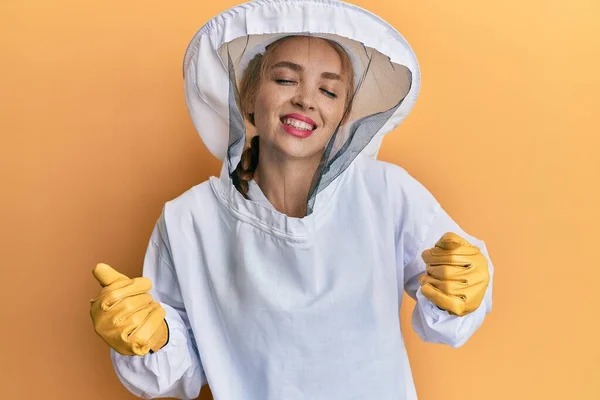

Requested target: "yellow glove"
[
  {"left": 90, "top": 263, "right": 169, "bottom": 356},
  {"left": 419, "top": 232, "right": 490, "bottom": 317}
]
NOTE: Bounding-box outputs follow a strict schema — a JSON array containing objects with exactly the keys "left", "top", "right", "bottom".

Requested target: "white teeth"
[{"left": 282, "top": 117, "right": 314, "bottom": 131}]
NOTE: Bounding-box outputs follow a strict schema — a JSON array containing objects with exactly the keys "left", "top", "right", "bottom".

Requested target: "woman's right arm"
[{"left": 110, "top": 209, "right": 206, "bottom": 399}]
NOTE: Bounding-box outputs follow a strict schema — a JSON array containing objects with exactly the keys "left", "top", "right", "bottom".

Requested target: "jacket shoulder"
[
  {"left": 162, "top": 179, "right": 217, "bottom": 220},
  {"left": 354, "top": 156, "right": 415, "bottom": 193}
]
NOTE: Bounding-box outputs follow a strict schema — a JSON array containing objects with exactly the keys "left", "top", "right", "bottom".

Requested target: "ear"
[
  {"left": 247, "top": 97, "right": 255, "bottom": 114},
  {"left": 247, "top": 100, "right": 256, "bottom": 125}
]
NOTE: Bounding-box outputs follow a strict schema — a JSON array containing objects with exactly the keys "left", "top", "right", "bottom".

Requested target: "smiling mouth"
[{"left": 280, "top": 117, "right": 316, "bottom": 131}]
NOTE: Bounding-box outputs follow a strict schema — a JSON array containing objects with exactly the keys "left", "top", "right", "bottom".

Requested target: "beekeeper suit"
[{"left": 89, "top": 0, "right": 494, "bottom": 399}]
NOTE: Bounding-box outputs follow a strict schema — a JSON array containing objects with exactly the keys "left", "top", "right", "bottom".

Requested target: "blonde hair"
[{"left": 232, "top": 35, "right": 355, "bottom": 198}]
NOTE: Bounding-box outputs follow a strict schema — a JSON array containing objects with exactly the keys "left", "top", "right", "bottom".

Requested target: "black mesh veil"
[{"left": 219, "top": 31, "right": 412, "bottom": 215}]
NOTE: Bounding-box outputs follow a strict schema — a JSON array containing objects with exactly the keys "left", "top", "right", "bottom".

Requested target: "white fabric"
[
  {"left": 110, "top": 156, "right": 494, "bottom": 399},
  {"left": 183, "top": 0, "right": 420, "bottom": 161}
]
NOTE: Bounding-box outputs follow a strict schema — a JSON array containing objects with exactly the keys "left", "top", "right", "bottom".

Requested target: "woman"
[{"left": 90, "top": 1, "right": 494, "bottom": 399}]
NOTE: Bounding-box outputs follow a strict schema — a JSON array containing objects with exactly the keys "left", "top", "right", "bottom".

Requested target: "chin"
[
  {"left": 275, "top": 143, "right": 320, "bottom": 160},
  {"left": 271, "top": 135, "right": 326, "bottom": 161}
]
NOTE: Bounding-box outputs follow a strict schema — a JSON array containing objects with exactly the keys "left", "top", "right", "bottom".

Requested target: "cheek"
[
  {"left": 323, "top": 101, "right": 347, "bottom": 125},
  {"left": 255, "top": 86, "right": 285, "bottom": 117},
  {"left": 252, "top": 98, "right": 272, "bottom": 128}
]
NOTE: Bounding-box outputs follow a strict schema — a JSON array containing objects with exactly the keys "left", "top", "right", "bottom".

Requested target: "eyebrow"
[{"left": 271, "top": 61, "right": 342, "bottom": 81}]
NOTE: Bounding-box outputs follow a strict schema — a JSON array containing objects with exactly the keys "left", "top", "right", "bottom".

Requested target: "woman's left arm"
[
  {"left": 396, "top": 171, "right": 494, "bottom": 348},
  {"left": 405, "top": 207, "right": 494, "bottom": 348}
]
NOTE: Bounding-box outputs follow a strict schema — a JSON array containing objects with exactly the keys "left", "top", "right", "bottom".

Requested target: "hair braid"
[{"left": 231, "top": 135, "right": 260, "bottom": 199}]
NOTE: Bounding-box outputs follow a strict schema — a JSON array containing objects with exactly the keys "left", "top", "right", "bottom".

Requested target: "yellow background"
[{"left": 1, "top": 0, "right": 598, "bottom": 398}]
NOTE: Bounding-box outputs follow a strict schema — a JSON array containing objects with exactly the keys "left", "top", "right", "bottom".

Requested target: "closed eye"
[
  {"left": 321, "top": 89, "right": 337, "bottom": 99},
  {"left": 276, "top": 79, "right": 337, "bottom": 99}
]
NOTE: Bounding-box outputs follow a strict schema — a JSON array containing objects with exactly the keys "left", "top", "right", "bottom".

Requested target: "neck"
[{"left": 254, "top": 146, "right": 322, "bottom": 218}]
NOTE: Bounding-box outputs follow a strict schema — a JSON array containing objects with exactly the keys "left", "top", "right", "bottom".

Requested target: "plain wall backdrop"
[{"left": 1, "top": 0, "right": 599, "bottom": 399}]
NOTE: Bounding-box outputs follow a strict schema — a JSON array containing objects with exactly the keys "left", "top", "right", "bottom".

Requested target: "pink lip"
[{"left": 280, "top": 113, "right": 317, "bottom": 139}]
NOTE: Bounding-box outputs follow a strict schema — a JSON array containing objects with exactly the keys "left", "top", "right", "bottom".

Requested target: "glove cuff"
[{"left": 148, "top": 319, "right": 170, "bottom": 354}]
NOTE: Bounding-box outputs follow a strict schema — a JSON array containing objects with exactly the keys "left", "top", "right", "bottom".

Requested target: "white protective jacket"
[{"left": 110, "top": 158, "right": 494, "bottom": 399}]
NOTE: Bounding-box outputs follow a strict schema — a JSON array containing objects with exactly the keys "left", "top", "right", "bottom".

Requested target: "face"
[{"left": 249, "top": 36, "right": 350, "bottom": 161}]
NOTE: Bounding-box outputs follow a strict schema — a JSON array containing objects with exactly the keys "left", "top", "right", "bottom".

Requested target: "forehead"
[{"left": 268, "top": 36, "right": 344, "bottom": 73}]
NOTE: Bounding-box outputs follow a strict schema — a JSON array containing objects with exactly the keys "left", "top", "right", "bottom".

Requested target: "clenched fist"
[
  {"left": 90, "top": 263, "right": 169, "bottom": 356},
  {"left": 419, "top": 232, "right": 490, "bottom": 317}
]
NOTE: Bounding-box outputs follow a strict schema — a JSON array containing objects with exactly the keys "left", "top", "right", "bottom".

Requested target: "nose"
[{"left": 291, "top": 85, "right": 316, "bottom": 111}]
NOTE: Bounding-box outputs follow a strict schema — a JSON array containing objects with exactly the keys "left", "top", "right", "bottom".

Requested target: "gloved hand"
[
  {"left": 419, "top": 232, "right": 490, "bottom": 317},
  {"left": 90, "top": 263, "right": 169, "bottom": 356}
]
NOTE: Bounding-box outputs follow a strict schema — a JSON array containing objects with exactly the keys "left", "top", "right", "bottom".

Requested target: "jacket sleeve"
[
  {"left": 110, "top": 209, "right": 207, "bottom": 399},
  {"left": 399, "top": 173, "right": 495, "bottom": 348}
]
